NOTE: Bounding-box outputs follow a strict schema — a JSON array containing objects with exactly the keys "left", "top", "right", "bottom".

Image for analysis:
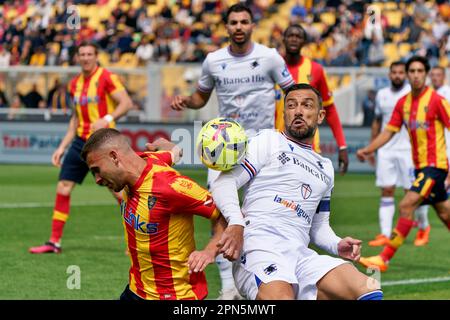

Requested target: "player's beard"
[
  {"left": 391, "top": 79, "right": 405, "bottom": 90},
  {"left": 231, "top": 31, "right": 250, "bottom": 46},
  {"left": 286, "top": 121, "right": 317, "bottom": 141}
]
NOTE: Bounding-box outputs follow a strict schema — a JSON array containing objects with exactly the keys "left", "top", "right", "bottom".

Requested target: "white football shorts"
[
  {"left": 375, "top": 149, "right": 415, "bottom": 189},
  {"left": 232, "top": 246, "right": 349, "bottom": 300}
]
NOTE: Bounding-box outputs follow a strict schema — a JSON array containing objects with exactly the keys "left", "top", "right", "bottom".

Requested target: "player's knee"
[
  {"left": 256, "top": 282, "right": 295, "bottom": 300},
  {"left": 57, "top": 180, "right": 75, "bottom": 195},
  {"left": 398, "top": 200, "right": 414, "bottom": 218},
  {"left": 381, "top": 187, "right": 395, "bottom": 197}
]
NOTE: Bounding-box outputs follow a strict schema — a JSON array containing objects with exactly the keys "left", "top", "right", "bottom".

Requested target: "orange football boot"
[
  {"left": 368, "top": 234, "right": 390, "bottom": 247},
  {"left": 359, "top": 255, "right": 389, "bottom": 272},
  {"left": 414, "top": 225, "right": 431, "bottom": 246}
]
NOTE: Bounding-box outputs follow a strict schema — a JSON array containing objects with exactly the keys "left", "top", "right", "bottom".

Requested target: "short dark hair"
[
  {"left": 389, "top": 61, "right": 405, "bottom": 71},
  {"left": 77, "top": 41, "right": 99, "bottom": 55},
  {"left": 225, "top": 3, "right": 253, "bottom": 23},
  {"left": 284, "top": 83, "right": 323, "bottom": 109},
  {"left": 81, "top": 128, "right": 122, "bottom": 162},
  {"left": 283, "top": 24, "right": 307, "bottom": 41},
  {"left": 431, "top": 65, "right": 446, "bottom": 75},
  {"left": 405, "top": 56, "right": 430, "bottom": 73}
]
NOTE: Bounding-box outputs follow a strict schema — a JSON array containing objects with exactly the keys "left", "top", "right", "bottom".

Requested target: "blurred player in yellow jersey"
[
  {"left": 81, "top": 128, "right": 228, "bottom": 300},
  {"left": 275, "top": 24, "right": 348, "bottom": 174},
  {"left": 29, "top": 42, "right": 133, "bottom": 254}
]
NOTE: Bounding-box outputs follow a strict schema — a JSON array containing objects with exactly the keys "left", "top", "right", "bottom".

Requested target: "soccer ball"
[{"left": 196, "top": 118, "right": 248, "bottom": 171}]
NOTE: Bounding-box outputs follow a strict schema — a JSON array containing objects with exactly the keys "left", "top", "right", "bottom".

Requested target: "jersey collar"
[
  {"left": 227, "top": 42, "right": 255, "bottom": 57},
  {"left": 281, "top": 131, "right": 312, "bottom": 150}
]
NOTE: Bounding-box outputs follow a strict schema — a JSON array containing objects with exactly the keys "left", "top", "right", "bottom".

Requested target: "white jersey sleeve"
[
  {"left": 211, "top": 130, "right": 273, "bottom": 226},
  {"left": 309, "top": 182, "right": 342, "bottom": 256},
  {"left": 268, "top": 49, "right": 295, "bottom": 90},
  {"left": 197, "top": 55, "right": 214, "bottom": 93}
]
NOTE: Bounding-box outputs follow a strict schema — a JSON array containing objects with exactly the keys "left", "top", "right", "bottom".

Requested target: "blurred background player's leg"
[
  {"left": 414, "top": 205, "right": 431, "bottom": 246},
  {"left": 207, "top": 168, "right": 242, "bottom": 300},
  {"left": 369, "top": 151, "right": 396, "bottom": 247}
]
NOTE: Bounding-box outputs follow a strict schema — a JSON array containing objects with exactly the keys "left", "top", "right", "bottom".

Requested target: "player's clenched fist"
[
  {"left": 356, "top": 148, "right": 371, "bottom": 162},
  {"left": 171, "top": 95, "right": 190, "bottom": 111}
]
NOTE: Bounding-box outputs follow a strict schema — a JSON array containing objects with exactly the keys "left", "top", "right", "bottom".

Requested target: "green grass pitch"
[{"left": 0, "top": 164, "right": 449, "bottom": 299}]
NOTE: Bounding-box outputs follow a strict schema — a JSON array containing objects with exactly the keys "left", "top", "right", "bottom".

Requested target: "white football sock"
[
  {"left": 216, "top": 254, "right": 236, "bottom": 290},
  {"left": 379, "top": 197, "right": 395, "bottom": 237},
  {"left": 414, "top": 205, "right": 430, "bottom": 230}
]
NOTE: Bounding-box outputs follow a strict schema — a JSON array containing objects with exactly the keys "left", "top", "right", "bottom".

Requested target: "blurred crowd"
[
  {"left": 0, "top": 0, "right": 448, "bottom": 69},
  {"left": 0, "top": 0, "right": 450, "bottom": 114}
]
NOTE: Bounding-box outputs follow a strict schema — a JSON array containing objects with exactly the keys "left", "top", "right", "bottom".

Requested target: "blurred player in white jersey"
[
  {"left": 170, "top": 3, "right": 294, "bottom": 299},
  {"left": 211, "top": 84, "right": 382, "bottom": 300},
  {"left": 430, "top": 66, "right": 450, "bottom": 163},
  {"left": 368, "top": 61, "right": 430, "bottom": 247}
]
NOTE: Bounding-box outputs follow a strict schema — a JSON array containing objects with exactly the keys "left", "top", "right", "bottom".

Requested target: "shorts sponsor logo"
[{"left": 264, "top": 264, "right": 277, "bottom": 275}]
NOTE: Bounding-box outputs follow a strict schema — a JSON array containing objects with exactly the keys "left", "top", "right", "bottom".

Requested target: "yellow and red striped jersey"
[
  {"left": 275, "top": 57, "right": 336, "bottom": 152},
  {"left": 387, "top": 86, "right": 450, "bottom": 170},
  {"left": 69, "top": 66, "right": 125, "bottom": 141},
  {"left": 121, "top": 151, "right": 219, "bottom": 300}
]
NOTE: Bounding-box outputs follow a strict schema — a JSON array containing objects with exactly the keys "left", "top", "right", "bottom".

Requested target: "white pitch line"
[
  {"left": 0, "top": 191, "right": 379, "bottom": 210},
  {"left": 382, "top": 276, "right": 450, "bottom": 287},
  {"left": 0, "top": 201, "right": 115, "bottom": 209}
]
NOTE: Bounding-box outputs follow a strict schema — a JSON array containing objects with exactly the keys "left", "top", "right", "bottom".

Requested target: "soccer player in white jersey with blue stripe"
[
  {"left": 171, "top": 3, "right": 294, "bottom": 299},
  {"left": 211, "top": 83, "right": 382, "bottom": 300},
  {"left": 368, "top": 61, "right": 430, "bottom": 248}
]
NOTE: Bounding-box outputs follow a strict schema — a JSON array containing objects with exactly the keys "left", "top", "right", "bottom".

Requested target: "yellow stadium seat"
[
  {"left": 398, "top": 43, "right": 411, "bottom": 58},
  {"left": 118, "top": 53, "right": 138, "bottom": 68},
  {"left": 320, "top": 12, "right": 336, "bottom": 26},
  {"left": 98, "top": 51, "right": 110, "bottom": 67},
  {"left": 383, "top": 43, "right": 400, "bottom": 65},
  {"left": 383, "top": 2, "right": 398, "bottom": 11},
  {"left": 341, "top": 74, "right": 352, "bottom": 86},
  {"left": 327, "top": 75, "right": 339, "bottom": 92},
  {"left": 385, "top": 10, "right": 402, "bottom": 29}
]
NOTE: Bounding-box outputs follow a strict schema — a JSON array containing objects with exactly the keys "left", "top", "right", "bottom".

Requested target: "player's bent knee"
[
  {"left": 256, "top": 281, "right": 295, "bottom": 300},
  {"left": 57, "top": 180, "right": 75, "bottom": 195}
]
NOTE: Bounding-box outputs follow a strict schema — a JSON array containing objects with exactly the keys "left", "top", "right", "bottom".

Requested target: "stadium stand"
[{"left": 0, "top": 0, "right": 449, "bottom": 120}]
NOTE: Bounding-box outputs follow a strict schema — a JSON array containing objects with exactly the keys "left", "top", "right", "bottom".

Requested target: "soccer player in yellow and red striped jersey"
[
  {"left": 275, "top": 24, "right": 348, "bottom": 174},
  {"left": 29, "top": 42, "right": 133, "bottom": 254},
  {"left": 357, "top": 56, "right": 450, "bottom": 272},
  {"left": 81, "top": 128, "right": 227, "bottom": 300}
]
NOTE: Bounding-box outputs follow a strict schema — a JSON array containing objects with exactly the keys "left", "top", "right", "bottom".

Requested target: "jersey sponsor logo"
[
  {"left": 288, "top": 155, "right": 331, "bottom": 185},
  {"left": 148, "top": 196, "right": 157, "bottom": 210},
  {"left": 215, "top": 75, "right": 266, "bottom": 86},
  {"left": 72, "top": 95, "right": 99, "bottom": 105},
  {"left": 277, "top": 152, "right": 291, "bottom": 165},
  {"left": 263, "top": 264, "right": 277, "bottom": 275},
  {"left": 123, "top": 207, "right": 159, "bottom": 234},
  {"left": 301, "top": 184, "right": 312, "bottom": 199},
  {"left": 408, "top": 120, "right": 430, "bottom": 130},
  {"left": 273, "top": 195, "right": 312, "bottom": 223}
]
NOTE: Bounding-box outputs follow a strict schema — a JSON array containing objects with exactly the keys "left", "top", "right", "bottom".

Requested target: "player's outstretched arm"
[
  {"left": 357, "top": 129, "right": 395, "bottom": 162},
  {"left": 188, "top": 215, "right": 227, "bottom": 274},
  {"left": 171, "top": 90, "right": 211, "bottom": 111}
]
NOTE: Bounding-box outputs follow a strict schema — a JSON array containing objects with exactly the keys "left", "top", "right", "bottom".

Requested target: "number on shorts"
[{"left": 413, "top": 172, "right": 425, "bottom": 188}]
